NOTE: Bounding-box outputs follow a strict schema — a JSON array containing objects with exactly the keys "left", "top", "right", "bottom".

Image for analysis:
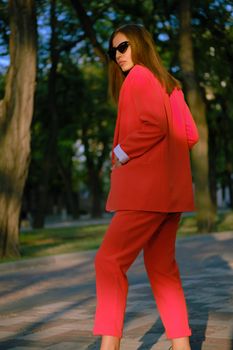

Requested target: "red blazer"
[{"left": 106, "top": 64, "right": 199, "bottom": 212}]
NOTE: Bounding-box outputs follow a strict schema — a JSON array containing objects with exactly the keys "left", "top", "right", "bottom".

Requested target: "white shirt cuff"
[{"left": 113, "top": 144, "right": 130, "bottom": 164}]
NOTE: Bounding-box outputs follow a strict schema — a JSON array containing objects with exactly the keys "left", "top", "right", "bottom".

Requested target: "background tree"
[
  {"left": 0, "top": 0, "right": 37, "bottom": 257},
  {"left": 178, "top": 0, "right": 216, "bottom": 231},
  {"left": 32, "top": 0, "right": 60, "bottom": 228},
  {"left": 79, "top": 65, "right": 115, "bottom": 217},
  {"left": 27, "top": 0, "right": 115, "bottom": 226},
  {"left": 31, "top": 0, "right": 85, "bottom": 227},
  {"left": 31, "top": 0, "right": 233, "bottom": 228},
  {"left": 0, "top": 0, "right": 231, "bottom": 242}
]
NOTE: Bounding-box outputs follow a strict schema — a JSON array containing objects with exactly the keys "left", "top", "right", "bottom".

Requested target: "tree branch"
[{"left": 70, "top": 0, "right": 108, "bottom": 64}]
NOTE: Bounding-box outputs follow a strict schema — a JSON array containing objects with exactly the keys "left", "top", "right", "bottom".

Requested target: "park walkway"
[{"left": 0, "top": 231, "right": 232, "bottom": 350}]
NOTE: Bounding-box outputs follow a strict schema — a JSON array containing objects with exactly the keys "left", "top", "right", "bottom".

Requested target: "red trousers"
[{"left": 93, "top": 211, "right": 192, "bottom": 339}]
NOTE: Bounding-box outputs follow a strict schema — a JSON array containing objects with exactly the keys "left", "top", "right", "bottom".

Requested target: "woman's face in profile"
[{"left": 112, "top": 32, "right": 134, "bottom": 72}]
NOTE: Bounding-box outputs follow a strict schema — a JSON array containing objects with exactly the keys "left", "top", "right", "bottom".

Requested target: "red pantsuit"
[
  {"left": 93, "top": 65, "right": 199, "bottom": 339},
  {"left": 93, "top": 211, "right": 191, "bottom": 338}
]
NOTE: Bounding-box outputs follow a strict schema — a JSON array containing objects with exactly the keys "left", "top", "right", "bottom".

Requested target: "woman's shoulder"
[
  {"left": 170, "top": 87, "right": 185, "bottom": 103},
  {"left": 127, "top": 64, "right": 154, "bottom": 81},
  {"left": 126, "top": 64, "right": 162, "bottom": 90}
]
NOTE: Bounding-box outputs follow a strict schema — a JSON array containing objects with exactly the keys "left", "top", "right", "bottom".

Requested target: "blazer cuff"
[{"left": 113, "top": 144, "right": 130, "bottom": 164}]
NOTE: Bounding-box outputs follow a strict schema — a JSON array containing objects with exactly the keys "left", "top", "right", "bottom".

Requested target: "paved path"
[{"left": 0, "top": 231, "right": 232, "bottom": 350}]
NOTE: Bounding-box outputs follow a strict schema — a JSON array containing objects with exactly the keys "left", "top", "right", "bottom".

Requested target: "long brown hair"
[{"left": 108, "top": 24, "right": 181, "bottom": 104}]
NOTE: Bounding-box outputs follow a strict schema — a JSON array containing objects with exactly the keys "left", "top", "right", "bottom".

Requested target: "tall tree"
[
  {"left": 33, "top": 0, "right": 59, "bottom": 228},
  {"left": 31, "top": 0, "right": 86, "bottom": 227},
  {"left": 178, "top": 0, "right": 216, "bottom": 231},
  {"left": 79, "top": 65, "right": 114, "bottom": 217},
  {"left": 70, "top": 0, "right": 112, "bottom": 217},
  {"left": 70, "top": 0, "right": 108, "bottom": 64},
  {"left": 0, "top": 0, "right": 37, "bottom": 257}
]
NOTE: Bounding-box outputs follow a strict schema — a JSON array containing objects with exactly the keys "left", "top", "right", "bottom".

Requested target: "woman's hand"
[{"left": 111, "top": 154, "right": 122, "bottom": 170}]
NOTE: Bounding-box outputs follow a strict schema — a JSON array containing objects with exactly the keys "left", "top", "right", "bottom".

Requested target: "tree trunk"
[
  {"left": 81, "top": 125, "right": 104, "bottom": 218},
  {"left": 220, "top": 98, "right": 233, "bottom": 208},
  {"left": 0, "top": 0, "right": 37, "bottom": 257},
  {"left": 33, "top": 0, "right": 59, "bottom": 228},
  {"left": 208, "top": 121, "right": 217, "bottom": 207},
  {"left": 90, "top": 169, "right": 103, "bottom": 218},
  {"left": 178, "top": 0, "right": 216, "bottom": 232},
  {"left": 70, "top": 0, "right": 110, "bottom": 217},
  {"left": 58, "top": 161, "right": 80, "bottom": 218},
  {"left": 70, "top": 0, "right": 107, "bottom": 64}
]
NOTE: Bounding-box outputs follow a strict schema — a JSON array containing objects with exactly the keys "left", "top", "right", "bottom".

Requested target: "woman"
[{"left": 93, "top": 24, "right": 199, "bottom": 350}]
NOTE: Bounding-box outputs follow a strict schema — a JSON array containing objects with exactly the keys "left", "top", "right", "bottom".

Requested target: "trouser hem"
[
  {"left": 93, "top": 329, "right": 123, "bottom": 338},
  {"left": 166, "top": 328, "right": 192, "bottom": 339}
]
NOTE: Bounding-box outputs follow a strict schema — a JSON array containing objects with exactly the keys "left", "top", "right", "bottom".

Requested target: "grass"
[
  {"left": 0, "top": 211, "right": 232, "bottom": 264},
  {"left": 20, "top": 224, "right": 107, "bottom": 257},
  {"left": 178, "top": 210, "right": 233, "bottom": 236}
]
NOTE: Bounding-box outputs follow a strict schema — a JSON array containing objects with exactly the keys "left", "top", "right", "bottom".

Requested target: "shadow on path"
[
  {"left": 0, "top": 233, "right": 232, "bottom": 350},
  {"left": 137, "top": 234, "right": 232, "bottom": 349}
]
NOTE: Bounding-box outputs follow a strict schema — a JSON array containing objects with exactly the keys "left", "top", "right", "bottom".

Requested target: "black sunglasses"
[{"left": 108, "top": 41, "right": 130, "bottom": 61}]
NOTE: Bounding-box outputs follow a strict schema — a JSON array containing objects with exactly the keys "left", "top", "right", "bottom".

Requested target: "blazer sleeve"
[
  {"left": 114, "top": 69, "right": 167, "bottom": 163},
  {"left": 182, "top": 97, "right": 199, "bottom": 150}
]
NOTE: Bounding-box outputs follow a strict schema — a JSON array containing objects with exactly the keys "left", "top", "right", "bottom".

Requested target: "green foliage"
[
  {"left": 0, "top": 210, "right": 231, "bottom": 263},
  {"left": 19, "top": 224, "right": 107, "bottom": 257},
  {"left": 0, "top": 0, "right": 232, "bottom": 220}
]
